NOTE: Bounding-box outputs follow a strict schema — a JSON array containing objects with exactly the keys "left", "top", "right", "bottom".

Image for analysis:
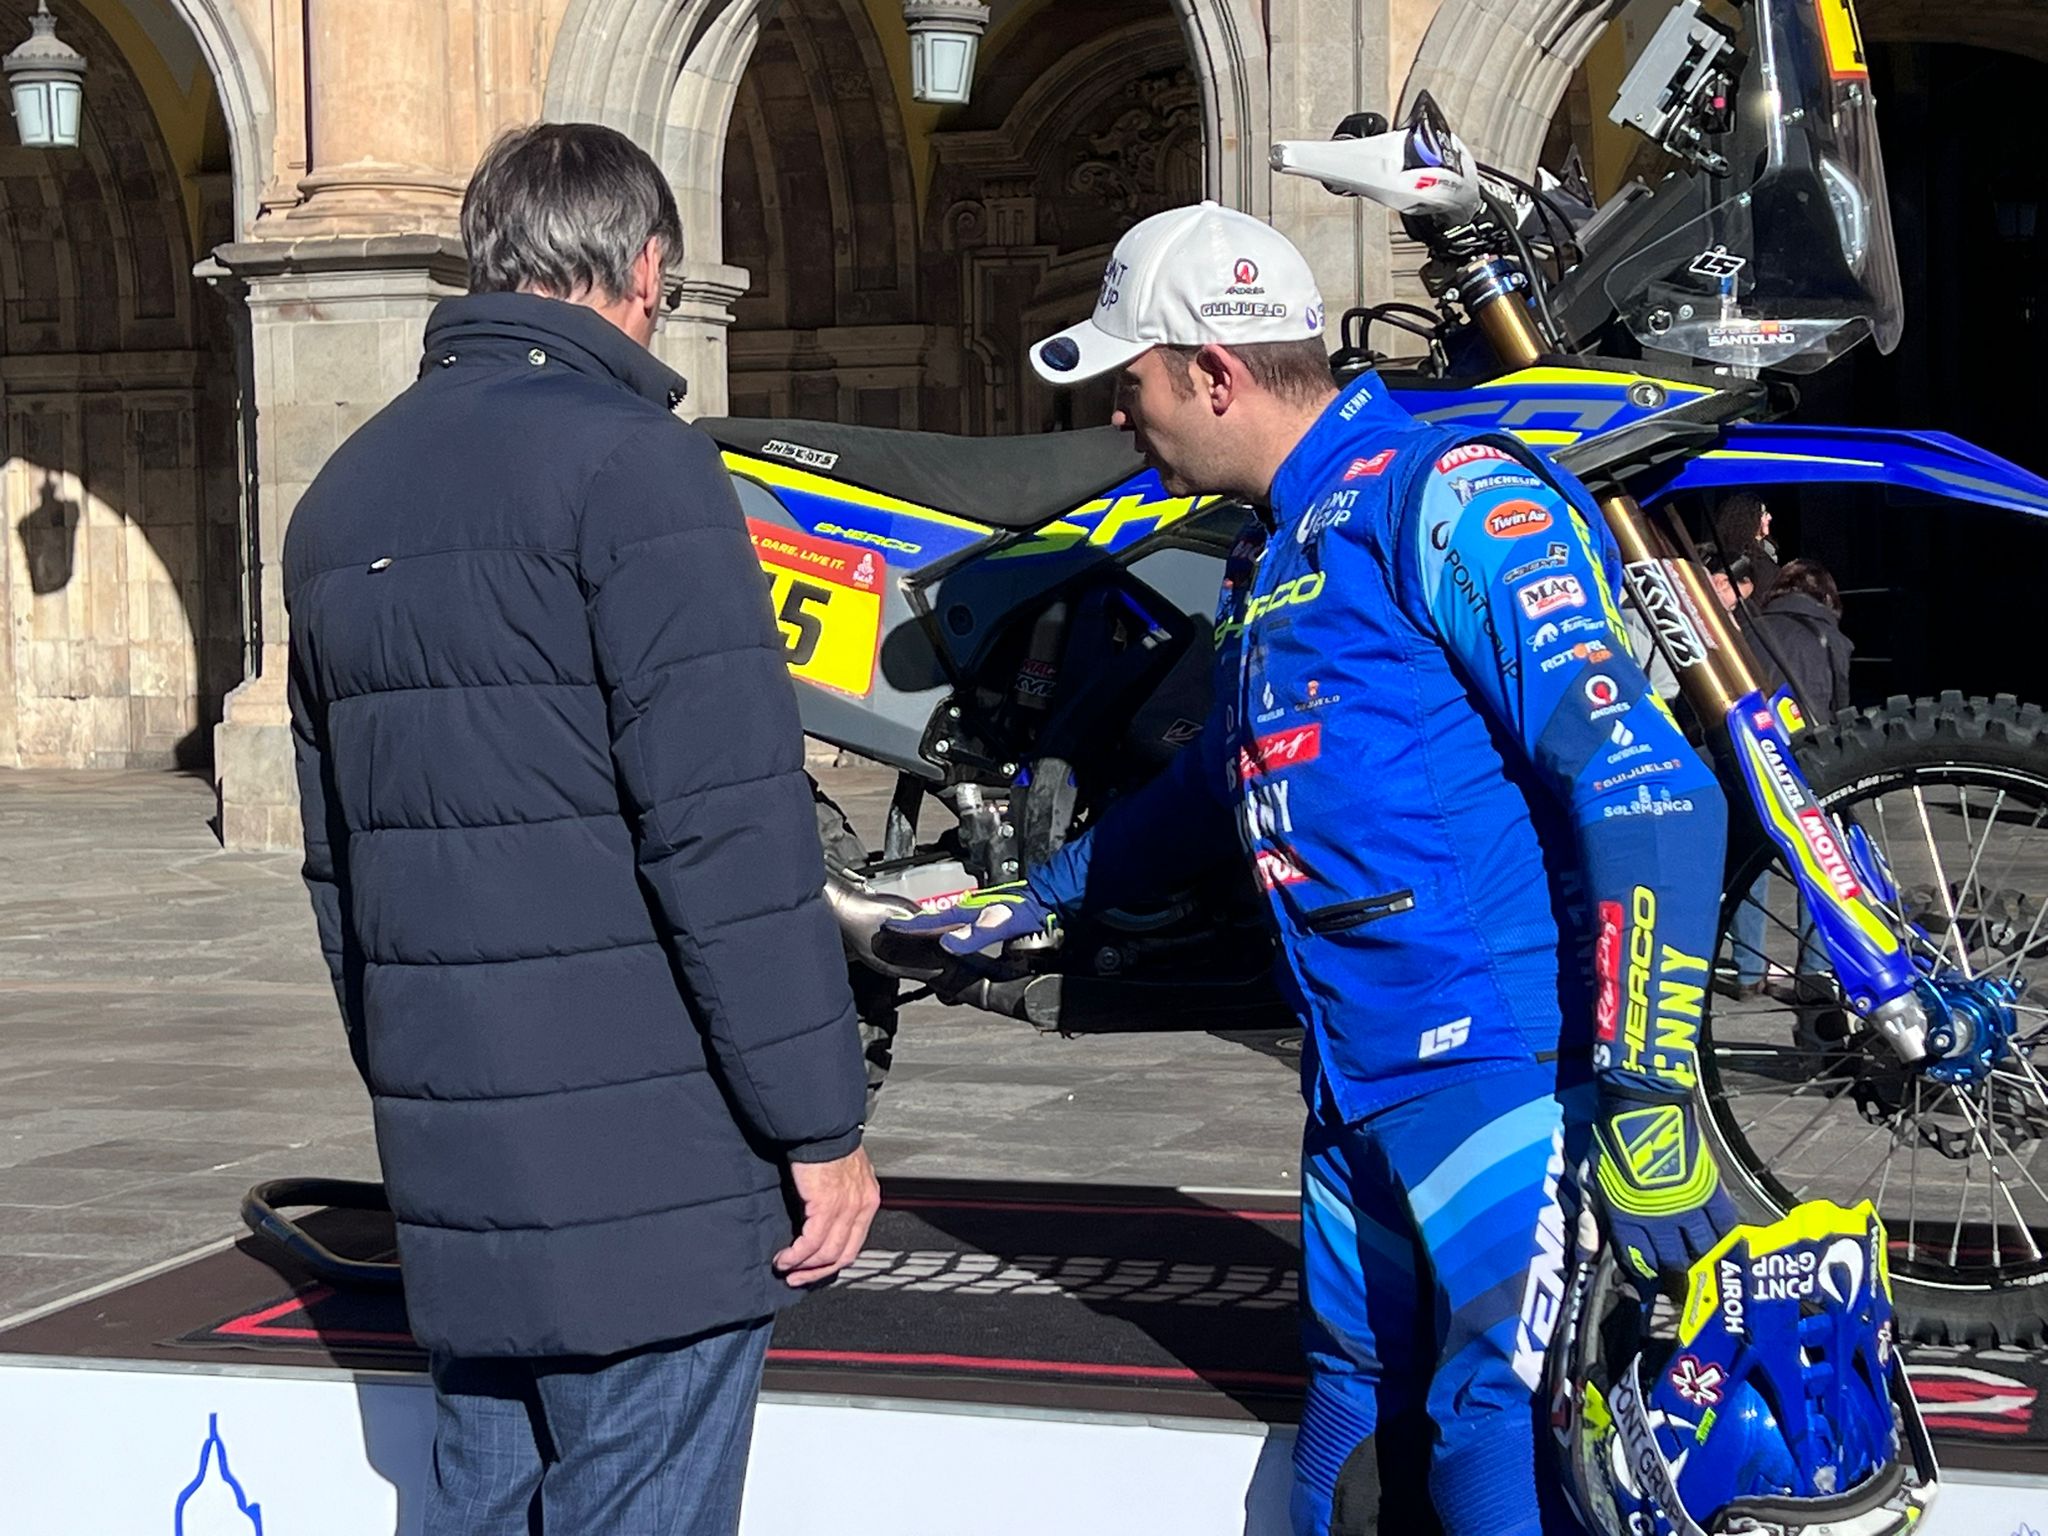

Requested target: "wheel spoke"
[
  {"left": 1972, "top": 797, "right": 2048, "bottom": 932},
  {"left": 1908, "top": 1077, "right": 1923, "bottom": 1263},
  {"left": 1953, "top": 787, "right": 2005, "bottom": 951},
  {"left": 1954, "top": 1089, "right": 2045, "bottom": 1264},
  {"left": 1912, "top": 785, "right": 1973, "bottom": 976},
  {"left": 1998, "top": 883, "right": 2048, "bottom": 985},
  {"left": 1803, "top": 1122, "right": 1898, "bottom": 1194},
  {"left": 1716, "top": 747, "right": 2048, "bottom": 1293}
]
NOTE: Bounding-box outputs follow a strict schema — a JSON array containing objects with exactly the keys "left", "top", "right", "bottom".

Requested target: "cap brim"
[{"left": 1028, "top": 316, "right": 1154, "bottom": 386}]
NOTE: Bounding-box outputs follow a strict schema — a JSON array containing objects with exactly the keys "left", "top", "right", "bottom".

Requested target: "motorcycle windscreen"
[{"left": 1603, "top": 0, "right": 1903, "bottom": 374}]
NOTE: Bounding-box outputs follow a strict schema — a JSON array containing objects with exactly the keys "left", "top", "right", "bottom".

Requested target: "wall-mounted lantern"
[
  {"left": 6, "top": 1, "right": 87, "bottom": 149},
  {"left": 904, "top": 0, "right": 990, "bottom": 106}
]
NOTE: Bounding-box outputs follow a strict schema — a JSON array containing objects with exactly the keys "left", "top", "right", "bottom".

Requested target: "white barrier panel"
[{"left": 0, "top": 1356, "right": 2037, "bottom": 1534}]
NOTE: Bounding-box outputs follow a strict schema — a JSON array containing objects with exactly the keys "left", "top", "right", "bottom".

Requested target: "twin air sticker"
[{"left": 748, "top": 519, "right": 885, "bottom": 697}]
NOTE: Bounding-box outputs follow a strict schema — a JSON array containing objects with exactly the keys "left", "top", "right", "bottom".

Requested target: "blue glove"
[
  {"left": 883, "top": 881, "right": 1056, "bottom": 957},
  {"left": 1593, "top": 1089, "right": 1738, "bottom": 1293}
]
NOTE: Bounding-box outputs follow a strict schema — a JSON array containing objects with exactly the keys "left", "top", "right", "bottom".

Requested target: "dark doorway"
[{"left": 1779, "top": 42, "right": 2048, "bottom": 706}]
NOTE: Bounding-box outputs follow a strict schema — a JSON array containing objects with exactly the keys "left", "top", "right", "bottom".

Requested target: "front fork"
[{"left": 1597, "top": 492, "right": 1939, "bottom": 1060}]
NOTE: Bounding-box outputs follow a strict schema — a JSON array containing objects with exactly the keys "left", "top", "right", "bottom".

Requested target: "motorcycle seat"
[{"left": 701, "top": 418, "right": 1148, "bottom": 530}]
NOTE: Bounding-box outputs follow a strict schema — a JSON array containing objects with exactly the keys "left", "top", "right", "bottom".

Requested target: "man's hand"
[
  {"left": 883, "top": 881, "right": 1056, "bottom": 957},
  {"left": 1593, "top": 1091, "right": 1737, "bottom": 1294},
  {"left": 773, "top": 1147, "right": 881, "bottom": 1287}
]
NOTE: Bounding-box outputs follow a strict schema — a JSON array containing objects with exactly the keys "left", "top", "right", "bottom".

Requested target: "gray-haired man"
[{"left": 283, "top": 123, "right": 877, "bottom": 1533}]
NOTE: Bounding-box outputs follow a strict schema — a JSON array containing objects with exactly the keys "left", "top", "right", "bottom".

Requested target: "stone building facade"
[{"left": 0, "top": 0, "right": 2035, "bottom": 844}]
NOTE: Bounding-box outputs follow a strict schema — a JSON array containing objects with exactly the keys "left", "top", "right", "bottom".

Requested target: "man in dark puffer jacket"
[{"left": 285, "top": 123, "right": 876, "bottom": 1535}]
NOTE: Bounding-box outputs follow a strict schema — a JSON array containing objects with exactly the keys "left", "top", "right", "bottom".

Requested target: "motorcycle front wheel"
[{"left": 1700, "top": 693, "right": 2048, "bottom": 1345}]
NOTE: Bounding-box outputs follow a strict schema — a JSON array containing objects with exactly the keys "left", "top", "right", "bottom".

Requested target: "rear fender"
[{"left": 1644, "top": 424, "right": 2048, "bottom": 519}]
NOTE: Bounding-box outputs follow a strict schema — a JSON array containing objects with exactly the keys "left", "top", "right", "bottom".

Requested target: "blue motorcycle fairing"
[
  {"left": 723, "top": 453, "right": 1215, "bottom": 576},
  {"left": 1639, "top": 423, "right": 2048, "bottom": 518}
]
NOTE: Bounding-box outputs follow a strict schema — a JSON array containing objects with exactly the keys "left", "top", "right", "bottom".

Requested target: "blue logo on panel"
[{"left": 173, "top": 1413, "right": 264, "bottom": 1533}]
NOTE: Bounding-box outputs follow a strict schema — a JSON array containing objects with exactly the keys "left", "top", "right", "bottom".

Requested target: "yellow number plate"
[
  {"left": 749, "top": 519, "right": 886, "bottom": 697},
  {"left": 1813, "top": 0, "right": 1868, "bottom": 79}
]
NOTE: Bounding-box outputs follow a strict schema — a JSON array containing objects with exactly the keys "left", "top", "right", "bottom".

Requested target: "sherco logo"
[{"left": 761, "top": 439, "right": 839, "bottom": 471}]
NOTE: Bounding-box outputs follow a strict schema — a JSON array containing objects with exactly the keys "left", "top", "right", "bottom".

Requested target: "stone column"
[
  {"left": 1264, "top": 0, "right": 1399, "bottom": 320},
  {"left": 289, "top": 0, "right": 466, "bottom": 232},
  {"left": 658, "top": 259, "right": 751, "bottom": 419},
  {"left": 207, "top": 236, "right": 468, "bottom": 850}
]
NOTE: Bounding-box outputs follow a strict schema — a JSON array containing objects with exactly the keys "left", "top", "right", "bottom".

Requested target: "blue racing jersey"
[{"left": 1030, "top": 371, "right": 1728, "bottom": 1121}]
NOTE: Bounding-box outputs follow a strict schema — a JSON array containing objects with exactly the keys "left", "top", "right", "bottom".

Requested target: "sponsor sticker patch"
[
  {"left": 1516, "top": 574, "right": 1585, "bottom": 619},
  {"left": 1486, "top": 501, "right": 1556, "bottom": 540}
]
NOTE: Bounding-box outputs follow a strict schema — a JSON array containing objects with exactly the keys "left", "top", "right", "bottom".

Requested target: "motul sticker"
[
  {"left": 1437, "top": 442, "right": 1515, "bottom": 472},
  {"left": 1796, "top": 808, "right": 1862, "bottom": 900},
  {"left": 1255, "top": 849, "right": 1307, "bottom": 888}
]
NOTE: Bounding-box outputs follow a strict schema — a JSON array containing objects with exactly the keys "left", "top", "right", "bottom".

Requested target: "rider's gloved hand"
[
  {"left": 1592, "top": 1085, "right": 1738, "bottom": 1295},
  {"left": 883, "top": 881, "right": 1056, "bottom": 957}
]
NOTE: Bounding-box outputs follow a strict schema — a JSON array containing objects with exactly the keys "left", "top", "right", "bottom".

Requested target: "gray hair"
[{"left": 462, "top": 123, "right": 685, "bottom": 301}]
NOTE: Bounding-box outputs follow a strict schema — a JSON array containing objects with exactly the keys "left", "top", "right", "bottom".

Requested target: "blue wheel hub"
[{"left": 1920, "top": 972, "right": 2027, "bottom": 1086}]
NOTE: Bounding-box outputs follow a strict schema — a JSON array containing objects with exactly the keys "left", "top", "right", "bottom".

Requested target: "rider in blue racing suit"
[{"left": 895, "top": 203, "right": 1734, "bottom": 1534}]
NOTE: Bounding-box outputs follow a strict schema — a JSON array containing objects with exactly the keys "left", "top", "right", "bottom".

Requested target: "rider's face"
[{"left": 1112, "top": 349, "right": 1212, "bottom": 497}]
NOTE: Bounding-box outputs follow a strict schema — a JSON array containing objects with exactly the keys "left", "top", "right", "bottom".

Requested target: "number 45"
[{"left": 772, "top": 577, "right": 830, "bottom": 667}]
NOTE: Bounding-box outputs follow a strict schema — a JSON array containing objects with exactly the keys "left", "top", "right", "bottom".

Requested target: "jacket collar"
[
  {"left": 421, "top": 292, "right": 689, "bottom": 411},
  {"left": 1265, "top": 370, "right": 1416, "bottom": 526}
]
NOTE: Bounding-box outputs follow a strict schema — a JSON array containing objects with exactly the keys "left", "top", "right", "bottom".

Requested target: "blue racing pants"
[{"left": 1292, "top": 1061, "right": 1594, "bottom": 1536}]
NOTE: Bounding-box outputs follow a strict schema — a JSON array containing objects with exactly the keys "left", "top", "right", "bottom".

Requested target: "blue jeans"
[{"left": 425, "top": 1318, "right": 774, "bottom": 1535}]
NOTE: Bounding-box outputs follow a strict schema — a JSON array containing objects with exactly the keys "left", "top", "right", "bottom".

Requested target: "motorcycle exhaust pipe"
[{"left": 822, "top": 865, "right": 946, "bottom": 981}]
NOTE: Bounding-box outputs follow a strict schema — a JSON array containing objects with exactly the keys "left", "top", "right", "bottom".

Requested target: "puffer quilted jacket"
[{"left": 283, "top": 292, "right": 865, "bottom": 1358}]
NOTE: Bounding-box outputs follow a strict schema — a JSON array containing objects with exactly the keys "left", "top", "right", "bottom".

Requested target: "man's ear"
[
  {"left": 633, "top": 237, "right": 666, "bottom": 319},
  {"left": 1194, "top": 344, "right": 1237, "bottom": 416}
]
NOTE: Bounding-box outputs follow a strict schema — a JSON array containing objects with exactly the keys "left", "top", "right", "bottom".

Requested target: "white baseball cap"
[{"left": 1030, "top": 201, "right": 1327, "bottom": 386}]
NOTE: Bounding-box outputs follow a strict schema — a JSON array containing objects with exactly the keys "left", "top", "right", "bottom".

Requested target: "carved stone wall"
[
  {"left": 720, "top": 0, "right": 1198, "bottom": 435},
  {"left": 924, "top": 23, "right": 1201, "bottom": 434},
  {"left": 720, "top": 0, "right": 923, "bottom": 424}
]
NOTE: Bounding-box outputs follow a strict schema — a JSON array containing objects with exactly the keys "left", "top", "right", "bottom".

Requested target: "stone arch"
[
  {"left": 0, "top": 0, "right": 242, "bottom": 767},
  {"left": 156, "top": 0, "right": 275, "bottom": 235},
  {"left": 1399, "top": 0, "right": 2048, "bottom": 178},
  {"left": 919, "top": 16, "right": 1202, "bottom": 433},
  {"left": 1398, "top": 0, "right": 1622, "bottom": 175},
  {"left": 548, "top": 0, "right": 1263, "bottom": 201},
  {"left": 545, "top": 0, "right": 1265, "bottom": 405},
  {"left": 718, "top": 0, "right": 923, "bottom": 420}
]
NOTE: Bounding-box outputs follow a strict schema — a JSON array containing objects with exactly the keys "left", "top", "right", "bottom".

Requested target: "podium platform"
[{"left": 0, "top": 1179, "right": 2041, "bottom": 1533}]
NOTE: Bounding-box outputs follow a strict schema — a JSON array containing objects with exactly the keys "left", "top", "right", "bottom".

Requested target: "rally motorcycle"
[
  {"left": 701, "top": 0, "right": 2048, "bottom": 1349},
  {"left": 250, "top": 0, "right": 2048, "bottom": 1348}
]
